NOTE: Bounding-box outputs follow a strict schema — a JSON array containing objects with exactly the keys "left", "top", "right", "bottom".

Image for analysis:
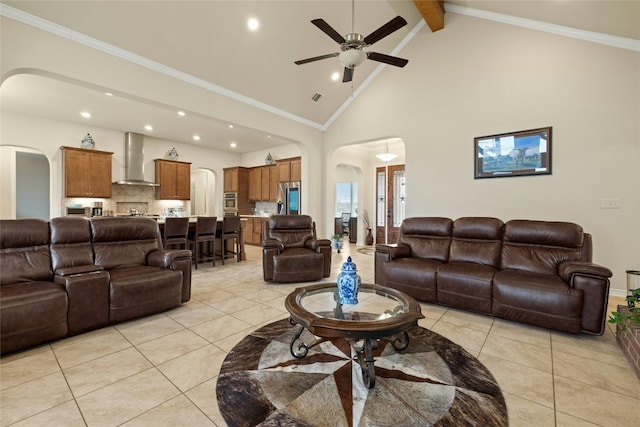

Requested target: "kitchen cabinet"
[
  {"left": 290, "top": 157, "right": 301, "bottom": 182},
  {"left": 249, "top": 165, "right": 278, "bottom": 202},
  {"left": 277, "top": 157, "right": 301, "bottom": 183},
  {"left": 224, "top": 167, "right": 251, "bottom": 214},
  {"left": 62, "top": 146, "right": 113, "bottom": 198},
  {"left": 242, "top": 216, "right": 269, "bottom": 245},
  {"left": 154, "top": 159, "right": 191, "bottom": 200},
  {"left": 224, "top": 167, "right": 249, "bottom": 194},
  {"left": 278, "top": 157, "right": 302, "bottom": 182},
  {"left": 248, "top": 167, "right": 262, "bottom": 201}
]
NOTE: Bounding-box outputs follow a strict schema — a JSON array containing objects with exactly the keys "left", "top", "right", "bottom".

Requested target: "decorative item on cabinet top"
[
  {"left": 81, "top": 133, "right": 95, "bottom": 149},
  {"left": 168, "top": 147, "right": 179, "bottom": 160}
]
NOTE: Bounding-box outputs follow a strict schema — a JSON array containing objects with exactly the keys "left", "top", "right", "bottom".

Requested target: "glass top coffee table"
[{"left": 284, "top": 283, "right": 424, "bottom": 388}]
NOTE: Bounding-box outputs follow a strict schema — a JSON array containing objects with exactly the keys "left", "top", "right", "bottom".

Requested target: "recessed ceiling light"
[
  {"left": 104, "top": 92, "right": 113, "bottom": 97},
  {"left": 193, "top": 135, "right": 200, "bottom": 141},
  {"left": 230, "top": 142, "right": 237, "bottom": 148},
  {"left": 247, "top": 17, "right": 259, "bottom": 31},
  {"left": 331, "top": 72, "right": 340, "bottom": 81},
  {"left": 144, "top": 125, "right": 153, "bottom": 131},
  {"left": 228, "top": 124, "right": 234, "bottom": 128},
  {"left": 177, "top": 111, "right": 186, "bottom": 116},
  {"left": 80, "top": 111, "right": 91, "bottom": 118},
  {"left": 267, "top": 135, "right": 271, "bottom": 138}
]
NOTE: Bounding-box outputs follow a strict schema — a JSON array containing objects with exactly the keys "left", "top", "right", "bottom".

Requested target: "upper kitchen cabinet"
[
  {"left": 154, "top": 159, "right": 191, "bottom": 200},
  {"left": 277, "top": 157, "right": 301, "bottom": 182},
  {"left": 249, "top": 165, "right": 278, "bottom": 202},
  {"left": 62, "top": 146, "right": 113, "bottom": 198},
  {"left": 223, "top": 167, "right": 248, "bottom": 193}
]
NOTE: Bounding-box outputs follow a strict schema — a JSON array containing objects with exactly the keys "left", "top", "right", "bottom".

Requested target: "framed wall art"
[{"left": 474, "top": 127, "right": 552, "bottom": 179}]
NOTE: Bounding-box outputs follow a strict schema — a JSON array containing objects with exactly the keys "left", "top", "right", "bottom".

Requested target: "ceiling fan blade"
[
  {"left": 311, "top": 19, "right": 346, "bottom": 44},
  {"left": 343, "top": 67, "right": 353, "bottom": 83},
  {"left": 363, "top": 16, "right": 407, "bottom": 45},
  {"left": 294, "top": 52, "right": 339, "bottom": 65},
  {"left": 367, "top": 52, "right": 409, "bottom": 68}
]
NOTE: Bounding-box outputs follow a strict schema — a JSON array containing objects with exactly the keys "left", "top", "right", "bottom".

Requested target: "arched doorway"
[
  {"left": 0, "top": 146, "right": 50, "bottom": 219},
  {"left": 190, "top": 168, "right": 216, "bottom": 216}
]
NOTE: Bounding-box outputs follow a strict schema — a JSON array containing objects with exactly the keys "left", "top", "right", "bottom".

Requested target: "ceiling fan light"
[{"left": 339, "top": 49, "right": 366, "bottom": 68}]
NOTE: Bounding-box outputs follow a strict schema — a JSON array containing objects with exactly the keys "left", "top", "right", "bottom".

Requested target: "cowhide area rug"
[{"left": 216, "top": 318, "right": 507, "bottom": 427}]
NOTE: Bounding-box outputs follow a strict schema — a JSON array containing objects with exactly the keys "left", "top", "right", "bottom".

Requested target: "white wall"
[{"left": 324, "top": 13, "right": 640, "bottom": 294}]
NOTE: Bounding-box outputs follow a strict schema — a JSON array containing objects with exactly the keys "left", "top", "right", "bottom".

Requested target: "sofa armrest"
[
  {"left": 375, "top": 243, "right": 411, "bottom": 260},
  {"left": 305, "top": 238, "right": 331, "bottom": 251},
  {"left": 558, "top": 261, "right": 613, "bottom": 282},
  {"left": 263, "top": 239, "right": 285, "bottom": 252},
  {"left": 55, "top": 265, "right": 104, "bottom": 277},
  {"left": 148, "top": 249, "right": 192, "bottom": 303},
  {"left": 55, "top": 270, "right": 110, "bottom": 335},
  {"left": 148, "top": 249, "right": 191, "bottom": 268},
  {"left": 559, "top": 261, "right": 612, "bottom": 335}
]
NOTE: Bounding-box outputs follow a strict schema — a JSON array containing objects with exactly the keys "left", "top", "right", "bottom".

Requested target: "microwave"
[{"left": 66, "top": 207, "right": 91, "bottom": 217}]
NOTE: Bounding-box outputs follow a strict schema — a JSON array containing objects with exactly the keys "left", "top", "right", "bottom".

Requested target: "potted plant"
[
  {"left": 608, "top": 287, "right": 640, "bottom": 380},
  {"left": 608, "top": 288, "right": 640, "bottom": 332},
  {"left": 331, "top": 234, "right": 344, "bottom": 253}
]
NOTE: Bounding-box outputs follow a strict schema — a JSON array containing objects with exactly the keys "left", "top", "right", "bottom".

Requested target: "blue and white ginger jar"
[{"left": 337, "top": 256, "right": 361, "bottom": 305}]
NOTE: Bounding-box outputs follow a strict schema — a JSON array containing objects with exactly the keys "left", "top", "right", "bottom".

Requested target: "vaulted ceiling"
[{"left": 1, "top": 1, "right": 638, "bottom": 153}]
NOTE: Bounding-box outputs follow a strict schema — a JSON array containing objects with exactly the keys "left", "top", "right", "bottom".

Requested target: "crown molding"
[{"left": 445, "top": 4, "right": 640, "bottom": 52}]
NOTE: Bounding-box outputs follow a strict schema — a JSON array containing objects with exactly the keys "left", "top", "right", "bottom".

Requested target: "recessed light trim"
[
  {"left": 230, "top": 142, "right": 237, "bottom": 148},
  {"left": 228, "top": 124, "right": 234, "bottom": 128},
  {"left": 144, "top": 125, "right": 153, "bottom": 131},
  {"left": 193, "top": 135, "right": 201, "bottom": 141},
  {"left": 177, "top": 111, "right": 186, "bottom": 116},
  {"left": 80, "top": 111, "right": 91, "bottom": 118},
  {"left": 331, "top": 72, "right": 340, "bottom": 81},
  {"left": 104, "top": 92, "right": 113, "bottom": 97}
]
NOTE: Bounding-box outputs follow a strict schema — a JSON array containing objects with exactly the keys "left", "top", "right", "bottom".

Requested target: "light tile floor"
[{"left": 1, "top": 244, "right": 638, "bottom": 426}]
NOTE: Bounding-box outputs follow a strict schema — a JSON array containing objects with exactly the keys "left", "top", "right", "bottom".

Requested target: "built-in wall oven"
[{"left": 223, "top": 192, "right": 238, "bottom": 215}]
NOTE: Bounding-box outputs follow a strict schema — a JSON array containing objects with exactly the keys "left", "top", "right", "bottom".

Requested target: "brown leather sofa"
[
  {"left": 375, "top": 217, "right": 612, "bottom": 335},
  {"left": 0, "top": 216, "right": 192, "bottom": 354},
  {"left": 262, "top": 215, "right": 331, "bottom": 283}
]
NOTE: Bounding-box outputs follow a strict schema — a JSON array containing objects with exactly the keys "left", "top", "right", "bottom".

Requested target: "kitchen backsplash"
[{"left": 63, "top": 184, "right": 188, "bottom": 216}]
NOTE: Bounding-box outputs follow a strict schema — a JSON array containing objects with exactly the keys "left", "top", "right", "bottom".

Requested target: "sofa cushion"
[
  {"left": 383, "top": 258, "right": 441, "bottom": 302},
  {"left": 108, "top": 266, "right": 183, "bottom": 323},
  {"left": 273, "top": 248, "right": 324, "bottom": 283},
  {"left": 398, "top": 217, "right": 452, "bottom": 261},
  {"left": 91, "top": 217, "right": 162, "bottom": 269},
  {"left": 266, "top": 215, "right": 314, "bottom": 248},
  {"left": 437, "top": 262, "right": 497, "bottom": 313},
  {"left": 501, "top": 220, "right": 585, "bottom": 275},
  {"left": 0, "top": 281, "right": 68, "bottom": 353},
  {"left": 0, "top": 219, "right": 52, "bottom": 286},
  {"left": 450, "top": 217, "right": 503, "bottom": 268},
  {"left": 493, "top": 270, "right": 583, "bottom": 333},
  {"left": 50, "top": 217, "right": 94, "bottom": 271}
]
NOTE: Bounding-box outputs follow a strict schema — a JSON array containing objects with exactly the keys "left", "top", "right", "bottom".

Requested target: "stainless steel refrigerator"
[{"left": 277, "top": 182, "right": 301, "bottom": 215}]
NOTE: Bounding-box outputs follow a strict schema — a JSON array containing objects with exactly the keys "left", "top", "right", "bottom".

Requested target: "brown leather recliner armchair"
[{"left": 262, "top": 215, "right": 331, "bottom": 283}]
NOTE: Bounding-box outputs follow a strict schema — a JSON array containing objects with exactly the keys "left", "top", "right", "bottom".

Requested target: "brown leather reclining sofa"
[
  {"left": 0, "top": 216, "right": 192, "bottom": 354},
  {"left": 375, "top": 217, "right": 612, "bottom": 335}
]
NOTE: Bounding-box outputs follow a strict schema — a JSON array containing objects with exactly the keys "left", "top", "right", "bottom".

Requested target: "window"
[{"left": 335, "top": 181, "right": 358, "bottom": 217}]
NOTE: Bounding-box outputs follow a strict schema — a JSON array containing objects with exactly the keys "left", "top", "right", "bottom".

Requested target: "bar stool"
[
  {"left": 217, "top": 215, "right": 241, "bottom": 264},
  {"left": 188, "top": 216, "right": 217, "bottom": 269},
  {"left": 163, "top": 217, "right": 189, "bottom": 250}
]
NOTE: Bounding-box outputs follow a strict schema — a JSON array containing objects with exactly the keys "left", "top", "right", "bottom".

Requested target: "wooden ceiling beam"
[{"left": 413, "top": 0, "right": 445, "bottom": 32}]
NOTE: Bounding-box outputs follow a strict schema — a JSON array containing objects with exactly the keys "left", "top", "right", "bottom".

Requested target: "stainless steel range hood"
[{"left": 114, "top": 132, "right": 158, "bottom": 186}]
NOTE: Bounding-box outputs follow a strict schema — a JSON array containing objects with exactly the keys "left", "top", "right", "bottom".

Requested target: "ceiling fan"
[{"left": 294, "top": 1, "right": 409, "bottom": 83}]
